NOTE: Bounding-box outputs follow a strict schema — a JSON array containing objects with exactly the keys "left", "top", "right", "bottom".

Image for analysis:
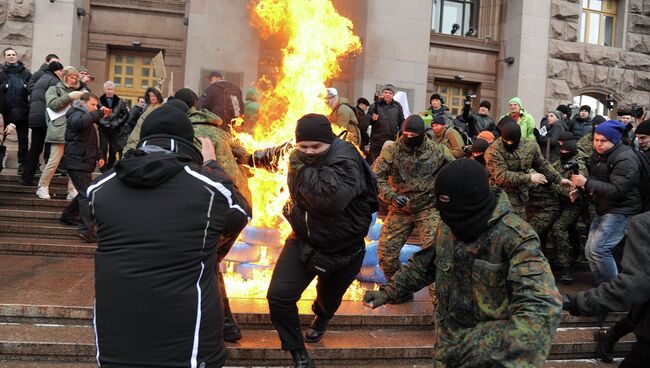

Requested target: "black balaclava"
[
  {"left": 559, "top": 140, "right": 577, "bottom": 163},
  {"left": 401, "top": 115, "right": 426, "bottom": 149},
  {"left": 499, "top": 119, "right": 521, "bottom": 152},
  {"left": 435, "top": 159, "right": 497, "bottom": 242}
]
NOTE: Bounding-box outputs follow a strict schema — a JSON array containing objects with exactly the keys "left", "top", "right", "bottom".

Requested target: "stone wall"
[
  {"left": 545, "top": 0, "right": 650, "bottom": 112},
  {"left": 0, "top": 0, "right": 35, "bottom": 69}
]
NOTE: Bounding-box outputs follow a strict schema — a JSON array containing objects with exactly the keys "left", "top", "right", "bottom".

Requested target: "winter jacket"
[
  {"left": 284, "top": 138, "right": 375, "bottom": 254},
  {"left": 536, "top": 121, "right": 567, "bottom": 163},
  {"left": 62, "top": 103, "right": 103, "bottom": 172},
  {"left": 328, "top": 96, "right": 360, "bottom": 146},
  {"left": 44, "top": 81, "right": 79, "bottom": 144},
  {"left": 429, "top": 105, "right": 454, "bottom": 127},
  {"left": 462, "top": 104, "right": 496, "bottom": 139},
  {"left": 433, "top": 125, "right": 465, "bottom": 159},
  {"left": 585, "top": 142, "right": 641, "bottom": 216},
  {"left": 354, "top": 106, "right": 371, "bottom": 148},
  {"left": 0, "top": 62, "right": 31, "bottom": 123},
  {"left": 570, "top": 115, "right": 591, "bottom": 139},
  {"left": 123, "top": 104, "right": 160, "bottom": 153},
  {"left": 200, "top": 80, "right": 244, "bottom": 130},
  {"left": 368, "top": 98, "right": 404, "bottom": 149},
  {"left": 574, "top": 211, "right": 650, "bottom": 341},
  {"left": 502, "top": 109, "right": 536, "bottom": 141},
  {"left": 27, "top": 63, "right": 48, "bottom": 94},
  {"left": 90, "top": 135, "right": 251, "bottom": 367},
  {"left": 27, "top": 71, "right": 60, "bottom": 128},
  {"left": 98, "top": 94, "right": 128, "bottom": 131},
  {"left": 621, "top": 123, "right": 636, "bottom": 147}
]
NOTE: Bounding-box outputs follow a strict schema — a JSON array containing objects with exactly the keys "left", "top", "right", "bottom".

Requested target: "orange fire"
[{"left": 222, "top": 0, "right": 374, "bottom": 301}]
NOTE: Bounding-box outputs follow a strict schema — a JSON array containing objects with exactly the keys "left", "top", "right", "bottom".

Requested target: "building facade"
[{"left": 1, "top": 0, "right": 647, "bottom": 119}]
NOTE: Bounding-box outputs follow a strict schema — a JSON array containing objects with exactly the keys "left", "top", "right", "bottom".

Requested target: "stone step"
[
  {"left": 0, "top": 322, "right": 632, "bottom": 365},
  {"left": 0, "top": 196, "right": 70, "bottom": 210},
  {"left": 0, "top": 237, "right": 95, "bottom": 258},
  {"left": 0, "top": 184, "right": 68, "bottom": 197},
  {"left": 0, "top": 208, "right": 63, "bottom": 222},
  {"left": 0, "top": 173, "right": 73, "bottom": 187},
  {"left": 543, "top": 360, "right": 622, "bottom": 367},
  {"left": 0, "top": 220, "right": 79, "bottom": 239}
]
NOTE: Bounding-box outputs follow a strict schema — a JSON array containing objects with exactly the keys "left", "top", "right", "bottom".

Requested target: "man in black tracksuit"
[
  {"left": 267, "top": 114, "right": 377, "bottom": 368},
  {"left": 60, "top": 93, "right": 109, "bottom": 242},
  {"left": 90, "top": 104, "right": 251, "bottom": 367}
]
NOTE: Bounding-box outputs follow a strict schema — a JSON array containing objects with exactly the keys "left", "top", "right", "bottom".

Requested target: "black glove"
[
  {"left": 392, "top": 195, "right": 409, "bottom": 208},
  {"left": 363, "top": 290, "right": 388, "bottom": 309},
  {"left": 533, "top": 128, "right": 541, "bottom": 138},
  {"left": 562, "top": 293, "right": 581, "bottom": 316},
  {"left": 248, "top": 141, "right": 293, "bottom": 172}
]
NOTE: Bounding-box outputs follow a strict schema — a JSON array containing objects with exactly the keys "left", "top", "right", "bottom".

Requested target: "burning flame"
[{"left": 223, "top": 0, "right": 373, "bottom": 301}]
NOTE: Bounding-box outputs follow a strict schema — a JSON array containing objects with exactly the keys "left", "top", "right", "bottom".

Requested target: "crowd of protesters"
[{"left": 1, "top": 47, "right": 649, "bottom": 367}]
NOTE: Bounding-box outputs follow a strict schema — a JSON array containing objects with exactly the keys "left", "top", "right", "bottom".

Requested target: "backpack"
[
  {"left": 211, "top": 81, "right": 243, "bottom": 125},
  {"left": 451, "top": 117, "right": 472, "bottom": 146}
]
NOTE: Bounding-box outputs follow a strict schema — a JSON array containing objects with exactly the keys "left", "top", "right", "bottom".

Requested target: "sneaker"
[
  {"left": 36, "top": 186, "right": 51, "bottom": 199},
  {"left": 66, "top": 191, "right": 78, "bottom": 201}
]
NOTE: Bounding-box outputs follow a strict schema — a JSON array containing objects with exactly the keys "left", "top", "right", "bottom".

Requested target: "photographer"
[{"left": 461, "top": 96, "right": 496, "bottom": 140}]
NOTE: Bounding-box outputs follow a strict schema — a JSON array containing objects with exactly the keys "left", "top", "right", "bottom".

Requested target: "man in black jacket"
[
  {"left": 462, "top": 99, "right": 496, "bottom": 140},
  {"left": 60, "top": 93, "right": 109, "bottom": 242},
  {"left": 26, "top": 53, "right": 59, "bottom": 93},
  {"left": 0, "top": 48, "right": 32, "bottom": 173},
  {"left": 98, "top": 81, "right": 128, "bottom": 172},
  {"left": 367, "top": 84, "right": 404, "bottom": 164},
  {"left": 199, "top": 70, "right": 243, "bottom": 133},
  {"left": 563, "top": 211, "right": 650, "bottom": 367},
  {"left": 90, "top": 104, "right": 251, "bottom": 367},
  {"left": 572, "top": 120, "right": 641, "bottom": 285},
  {"left": 267, "top": 114, "right": 376, "bottom": 368},
  {"left": 20, "top": 61, "right": 64, "bottom": 186}
]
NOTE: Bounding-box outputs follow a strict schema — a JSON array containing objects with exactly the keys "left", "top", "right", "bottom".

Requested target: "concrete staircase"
[{"left": 0, "top": 166, "right": 631, "bottom": 367}]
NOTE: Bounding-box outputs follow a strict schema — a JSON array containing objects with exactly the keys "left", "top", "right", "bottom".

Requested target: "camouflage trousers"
[
  {"left": 378, "top": 207, "right": 440, "bottom": 280},
  {"left": 526, "top": 206, "right": 560, "bottom": 239},
  {"left": 433, "top": 320, "right": 509, "bottom": 367},
  {"left": 548, "top": 204, "right": 583, "bottom": 268}
]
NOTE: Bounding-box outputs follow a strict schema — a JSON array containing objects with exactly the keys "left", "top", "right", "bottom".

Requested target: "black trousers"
[
  {"left": 620, "top": 337, "right": 650, "bottom": 368},
  {"left": 61, "top": 170, "right": 93, "bottom": 234},
  {"left": 22, "top": 126, "right": 48, "bottom": 181},
  {"left": 266, "top": 236, "right": 364, "bottom": 351},
  {"left": 99, "top": 128, "right": 120, "bottom": 172}
]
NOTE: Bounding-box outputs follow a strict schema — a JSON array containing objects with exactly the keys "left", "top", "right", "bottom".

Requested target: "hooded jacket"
[
  {"left": 62, "top": 102, "right": 104, "bottom": 172},
  {"left": 0, "top": 61, "right": 31, "bottom": 122},
  {"left": 90, "top": 135, "right": 251, "bottom": 367},
  {"left": 586, "top": 142, "right": 641, "bottom": 216},
  {"left": 503, "top": 97, "right": 536, "bottom": 141},
  {"left": 284, "top": 138, "right": 375, "bottom": 254},
  {"left": 27, "top": 70, "right": 60, "bottom": 128}
]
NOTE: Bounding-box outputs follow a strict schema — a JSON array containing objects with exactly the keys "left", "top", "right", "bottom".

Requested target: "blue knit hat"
[{"left": 594, "top": 120, "right": 625, "bottom": 145}]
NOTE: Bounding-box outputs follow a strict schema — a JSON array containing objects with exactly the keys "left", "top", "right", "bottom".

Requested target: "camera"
[
  {"left": 562, "top": 160, "right": 579, "bottom": 174},
  {"left": 465, "top": 93, "right": 477, "bottom": 101}
]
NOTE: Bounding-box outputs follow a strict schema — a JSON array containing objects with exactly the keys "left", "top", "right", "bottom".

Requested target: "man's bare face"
[
  {"left": 4, "top": 50, "right": 17, "bottom": 64},
  {"left": 636, "top": 134, "right": 650, "bottom": 151},
  {"left": 593, "top": 133, "right": 615, "bottom": 154}
]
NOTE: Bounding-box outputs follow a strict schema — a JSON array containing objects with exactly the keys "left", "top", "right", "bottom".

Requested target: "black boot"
[
  {"left": 290, "top": 347, "right": 315, "bottom": 368},
  {"left": 220, "top": 270, "right": 242, "bottom": 343},
  {"left": 593, "top": 329, "right": 614, "bottom": 363},
  {"left": 304, "top": 316, "right": 330, "bottom": 343}
]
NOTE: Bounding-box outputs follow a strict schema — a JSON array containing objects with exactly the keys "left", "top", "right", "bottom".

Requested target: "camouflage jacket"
[
  {"left": 485, "top": 138, "right": 563, "bottom": 208},
  {"left": 550, "top": 158, "right": 587, "bottom": 205},
  {"left": 188, "top": 107, "right": 252, "bottom": 204},
  {"left": 576, "top": 133, "right": 594, "bottom": 173},
  {"left": 372, "top": 137, "right": 454, "bottom": 213},
  {"left": 381, "top": 190, "right": 562, "bottom": 367},
  {"left": 124, "top": 104, "right": 160, "bottom": 153}
]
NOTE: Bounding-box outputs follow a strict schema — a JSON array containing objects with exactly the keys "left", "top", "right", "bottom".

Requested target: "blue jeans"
[{"left": 585, "top": 213, "right": 629, "bottom": 285}]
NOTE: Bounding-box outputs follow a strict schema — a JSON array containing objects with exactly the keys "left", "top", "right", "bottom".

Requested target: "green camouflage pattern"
[
  {"left": 188, "top": 107, "right": 252, "bottom": 204},
  {"left": 124, "top": 104, "right": 160, "bottom": 153},
  {"left": 380, "top": 190, "right": 562, "bottom": 367},
  {"left": 485, "top": 138, "right": 563, "bottom": 217},
  {"left": 372, "top": 137, "right": 455, "bottom": 213},
  {"left": 377, "top": 207, "right": 440, "bottom": 280},
  {"left": 526, "top": 183, "right": 560, "bottom": 237},
  {"left": 576, "top": 133, "right": 594, "bottom": 173}
]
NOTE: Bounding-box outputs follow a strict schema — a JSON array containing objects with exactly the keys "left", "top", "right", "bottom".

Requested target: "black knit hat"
[
  {"left": 471, "top": 138, "right": 490, "bottom": 153},
  {"left": 431, "top": 116, "right": 446, "bottom": 126},
  {"left": 295, "top": 113, "right": 335, "bottom": 144},
  {"left": 175, "top": 88, "right": 199, "bottom": 108},
  {"left": 402, "top": 115, "right": 425, "bottom": 135},
  {"left": 357, "top": 97, "right": 370, "bottom": 106},
  {"left": 165, "top": 99, "right": 190, "bottom": 113},
  {"left": 580, "top": 105, "right": 591, "bottom": 113},
  {"left": 592, "top": 115, "right": 606, "bottom": 128},
  {"left": 435, "top": 158, "right": 497, "bottom": 241},
  {"left": 636, "top": 119, "right": 650, "bottom": 136},
  {"left": 557, "top": 104, "right": 571, "bottom": 117},
  {"left": 430, "top": 93, "right": 444, "bottom": 104},
  {"left": 140, "top": 105, "right": 194, "bottom": 142},
  {"left": 479, "top": 100, "right": 491, "bottom": 110},
  {"left": 558, "top": 131, "right": 574, "bottom": 142},
  {"left": 47, "top": 61, "right": 64, "bottom": 73},
  {"left": 560, "top": 140, "right": 577, "bottom": 154}
]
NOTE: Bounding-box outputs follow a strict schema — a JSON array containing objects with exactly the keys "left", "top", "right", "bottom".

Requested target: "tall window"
[
  {"left": 107, "top": 50, "right": 159, "bottom": 106},
  {"left": 432, "top": 0, "right": 478, "bottom": 37},
  {"left": 580, "top": 0, "right": 617, "bottom": 47},
  {"left": 431, "top": 82, "right": 477, "bottom": 116}
]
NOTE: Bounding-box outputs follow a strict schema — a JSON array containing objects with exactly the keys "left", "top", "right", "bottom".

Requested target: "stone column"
[
  {"left": 499, "top": 0, "right": 551, "bottom": 123},
  {"left": 183, "top": 0, "right": 260, "bottom": 93},
  {"left": 354, "top": 0, "right": 432, "bottom": 112},
  {"left": 31, "top": 0, "right": 82, "bottom": 68},
  {"left": 0, "top": 0, "right": 35, "bottom": 69}
]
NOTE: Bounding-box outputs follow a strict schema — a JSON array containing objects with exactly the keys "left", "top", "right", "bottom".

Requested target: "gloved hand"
[
  {"left": 363, "top": 290, "right": 388, "bottom": 309},
  {"left": 250, "top": 141, "right": 294, "bottom": 172},
  {"left": 392, "top": 195, "right": 409, "bottom": 208},
  {"left": 562, "top": 293, "right": 580, "bottom": 316},
  {"left": 533, "top": 128, "right": 541, "bottom": 139}
]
